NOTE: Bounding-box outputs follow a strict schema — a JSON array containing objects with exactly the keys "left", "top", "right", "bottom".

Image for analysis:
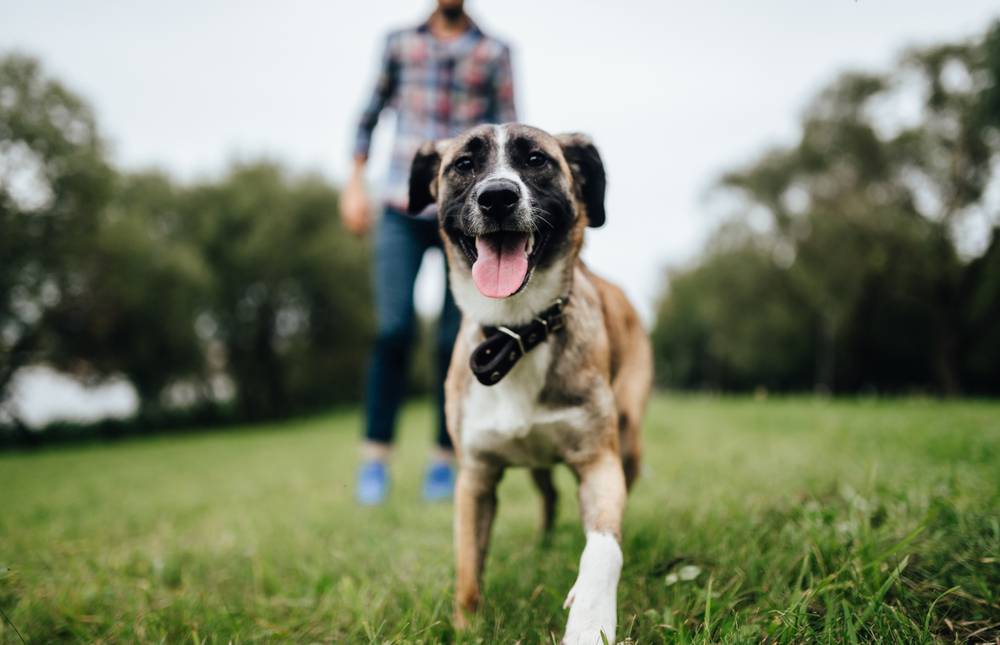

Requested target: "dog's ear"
[
  {"left": 557, "top": 133, "right": 606, "bottom": 227},
  {"left": 408, "top": 141, "right": 443, "bottom": 215}
]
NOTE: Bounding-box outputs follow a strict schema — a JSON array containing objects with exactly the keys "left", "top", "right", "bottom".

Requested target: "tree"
[
  {"left": 0, "top": 53, "right": 113, "bottom": 417},
  {"left": 184, "top": 163, "right": 373, "bottom": 419},
  {"left": 652, "top": 223, "right": 814, "bottom": 391},
  {"left": 2, "top": 55, "right": 375, "bottom": 428},
  {"left": 653, "top": 20, "right": 1000, "bottom": 395},
  {"left": 43, "top": 171, "right": 213, "bottom": 413}
]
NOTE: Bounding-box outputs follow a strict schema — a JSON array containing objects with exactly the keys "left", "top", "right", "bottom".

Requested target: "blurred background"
[{"left": 2, "top": 0, "right": 1000, "bottom": 443}]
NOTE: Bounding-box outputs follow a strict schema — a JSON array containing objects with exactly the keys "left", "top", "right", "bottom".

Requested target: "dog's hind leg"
[
  {"left": 530, "top": 468, "right": 558, "bottom": 538},
  {"left": 618, "top": 410, "right": 641, "bottom": 491},
  {"left": 612, "top": 321, "right": 653, "bottom": 492},
  {"left": 593, "top": 273, "right": 653, "bottom": 493}
]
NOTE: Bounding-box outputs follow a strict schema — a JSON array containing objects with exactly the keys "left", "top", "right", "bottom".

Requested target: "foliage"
[
  {"left": 654, "top": 22, "right": 1000, "bottom": 394},
  {"left": 0, "top": 396, "right": 997, "bottom": 643},
  {"left": 43, "top": 171, "right": 213, "bottom": 410},
  {"left": 0, "top": 54, "right": 373, "bottom": 424},
  {"left": 183, "top": 163, "right": 373, "bottom": 418},
  {"left": 0, "top": 53, "right": 113, "bottom": 406},
  {"left": 653, "top": 224, "right": 815, "bottom": 391}
]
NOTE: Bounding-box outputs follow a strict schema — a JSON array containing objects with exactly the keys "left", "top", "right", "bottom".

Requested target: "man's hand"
[{"left": 341, "top": 159, "right": 372, "bottom": 236}]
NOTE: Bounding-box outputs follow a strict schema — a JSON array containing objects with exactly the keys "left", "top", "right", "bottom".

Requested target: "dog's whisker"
[{"left": 529, "top": 206, "right": 554, "bottom": 230}]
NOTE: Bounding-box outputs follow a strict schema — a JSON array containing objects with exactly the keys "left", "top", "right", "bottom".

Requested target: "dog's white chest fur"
[{"left": 460, "top": 341, "right": 586, "bottom": 467}]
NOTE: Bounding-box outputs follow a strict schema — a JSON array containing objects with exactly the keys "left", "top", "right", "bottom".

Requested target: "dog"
[{"left": 408, "top": 123, "right": 652, "bottom": 644}]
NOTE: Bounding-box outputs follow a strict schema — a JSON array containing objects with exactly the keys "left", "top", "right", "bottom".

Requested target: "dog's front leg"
[
  {"left": 563, "top": 449, "right": 626, "bottom": 645},
  {"left": 453, "top": 461, "right": 503, "bottom": 629}
]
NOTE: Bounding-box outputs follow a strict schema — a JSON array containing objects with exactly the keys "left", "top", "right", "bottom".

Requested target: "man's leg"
[
  {"left": 358, "top": 208, "right": 426, "bottom": 504},
  {"left": 423, "top": 227, "right": 462, "bottom": 500},
  {"left": 434, "top": 282, "right": 461, "bottom": 451}
]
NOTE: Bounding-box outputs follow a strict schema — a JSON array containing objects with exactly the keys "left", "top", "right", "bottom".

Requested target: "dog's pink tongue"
[{"left": 472, "top": 233, "right": 529, "bottom": 299}]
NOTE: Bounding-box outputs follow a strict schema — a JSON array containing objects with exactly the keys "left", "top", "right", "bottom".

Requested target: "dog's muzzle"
[{"left": 475, "top": 179, "right": 521, "bottom": 223}]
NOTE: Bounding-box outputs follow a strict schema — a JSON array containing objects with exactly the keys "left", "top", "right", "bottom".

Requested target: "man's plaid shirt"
[{"left": 353, "top": 19, "right": 517, "bottom": 212}]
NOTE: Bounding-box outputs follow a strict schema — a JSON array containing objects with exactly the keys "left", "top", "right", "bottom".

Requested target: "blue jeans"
[{"left": 364, "top": 207, "right": 461, "bottom": 449}]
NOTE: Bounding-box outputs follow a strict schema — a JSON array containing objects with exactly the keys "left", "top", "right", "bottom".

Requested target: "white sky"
[
  {"left": 2, "top": 1, "right": 998, "bottom": 423},
  {"left": 3, "top": 0, "right": 998, "bottom": 321}
]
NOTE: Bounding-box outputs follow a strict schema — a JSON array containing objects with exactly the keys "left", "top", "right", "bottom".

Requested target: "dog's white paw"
[
  {"left": 561, "top": 532, "right": 622, "bottom": 645},
  {"left": 562, "top": 585, "right": 616, "bottom": 644},
  {"left": 562, "top": 623, "right": 614, "bottom": 645}
]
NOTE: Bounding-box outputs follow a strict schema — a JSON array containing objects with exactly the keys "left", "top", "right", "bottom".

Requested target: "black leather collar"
[{"left": 469, "top": 297, "right": 568, "bottom": 386}]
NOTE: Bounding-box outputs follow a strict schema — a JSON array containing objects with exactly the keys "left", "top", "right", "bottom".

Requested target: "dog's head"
[{"left": 408, "top": 124, "right": 606, "bottom": 320}]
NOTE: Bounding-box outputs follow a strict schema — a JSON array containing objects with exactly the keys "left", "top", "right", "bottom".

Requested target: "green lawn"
[{"left": 1, "top": 396, "right": 999, "bottom": 644}]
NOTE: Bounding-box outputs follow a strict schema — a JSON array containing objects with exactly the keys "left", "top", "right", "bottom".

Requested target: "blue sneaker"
[
  {"left": 356, "top": 461, "right": 389, "bottom": 506},
  {"left": 423, "top": 461, "right": 455, "bottom": 501}
]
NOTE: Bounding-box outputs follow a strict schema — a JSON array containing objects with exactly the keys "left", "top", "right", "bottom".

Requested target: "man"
[{"left": 341, "top": 0, "right": 516, "bottom": 505}]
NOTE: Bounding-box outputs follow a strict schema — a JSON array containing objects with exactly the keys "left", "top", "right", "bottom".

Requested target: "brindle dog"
[{"left": 409, "top": 123, "right": 652, "bottom": 645}]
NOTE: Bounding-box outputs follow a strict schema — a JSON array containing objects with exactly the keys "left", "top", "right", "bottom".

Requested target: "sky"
[{"left": 2, "top": 0, "right": 998, "bottom": 422}]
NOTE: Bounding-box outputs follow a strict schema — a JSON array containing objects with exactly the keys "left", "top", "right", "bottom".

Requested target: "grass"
[{"left": 1, "top": 395, "right": 999, "bottom": 644}]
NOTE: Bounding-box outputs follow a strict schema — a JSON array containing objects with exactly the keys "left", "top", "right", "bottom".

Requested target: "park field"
[{"left": 1, "top": 396, "right": 999, "bottom": 644}]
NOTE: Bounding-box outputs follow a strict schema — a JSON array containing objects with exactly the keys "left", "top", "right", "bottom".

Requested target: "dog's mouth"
[{"left": 456, "top": 230, "right": 550, "bottom": 299}]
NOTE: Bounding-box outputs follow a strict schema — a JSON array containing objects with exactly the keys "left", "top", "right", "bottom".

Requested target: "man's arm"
[
  {"left": 492, "top": 45, "right": 517, "bottom": 124},
  {"left": 342, "top": 34, "right": 400, "bottom": 235},
  {"left": 354, "top": 34, "right": 400, "bottom": 162}
]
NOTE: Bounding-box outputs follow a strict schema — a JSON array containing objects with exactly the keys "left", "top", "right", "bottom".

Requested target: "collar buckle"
[
  {"left": 496, "top": 325, "right": 526, "bottom": 356},
  {"left": 546, "top": 297, "right": 566, "bottom": 332}
]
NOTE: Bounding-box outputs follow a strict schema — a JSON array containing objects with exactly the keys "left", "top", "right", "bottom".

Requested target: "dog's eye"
[
  {"left": 454, "top": 157, "right": 474, "bottom": 173},
  {"left": 526, "top": 152, "right": 548, "bottom": 168}
]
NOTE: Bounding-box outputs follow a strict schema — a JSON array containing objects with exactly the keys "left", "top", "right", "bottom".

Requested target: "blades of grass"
[
  {"left": 0, "top": 604, "right": 27, "bottom": 645},
  {"left": 841, "top": 600, "right": 860, "bottom": 645},
  {"left": 676, "top": 615, "right": 688, "bottom": 645},
  {"left": 623, "top": 611, "right": 638, "bottom": 640},
  {"left": 864, "top": 527, "right": 924, "bottom": 572},
  {"left": 702, "top": 576, "right": 713, "bottom": 645},
  {"left": 795, "top": 543, "right": 812, "bottom": 591},
  {"left": 922, "top": 585, "right": 960, "bottom": 635},
  {"left": 860, "top": 555, "right": 910, "bottom": 624},
  {"left": 822, "top": 594, "right": 836, "bottom": 644}
]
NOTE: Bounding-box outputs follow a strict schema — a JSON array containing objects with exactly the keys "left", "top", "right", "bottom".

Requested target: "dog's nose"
[{"left": 476, "top": 180, "right": 520, "bottom": 220}]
